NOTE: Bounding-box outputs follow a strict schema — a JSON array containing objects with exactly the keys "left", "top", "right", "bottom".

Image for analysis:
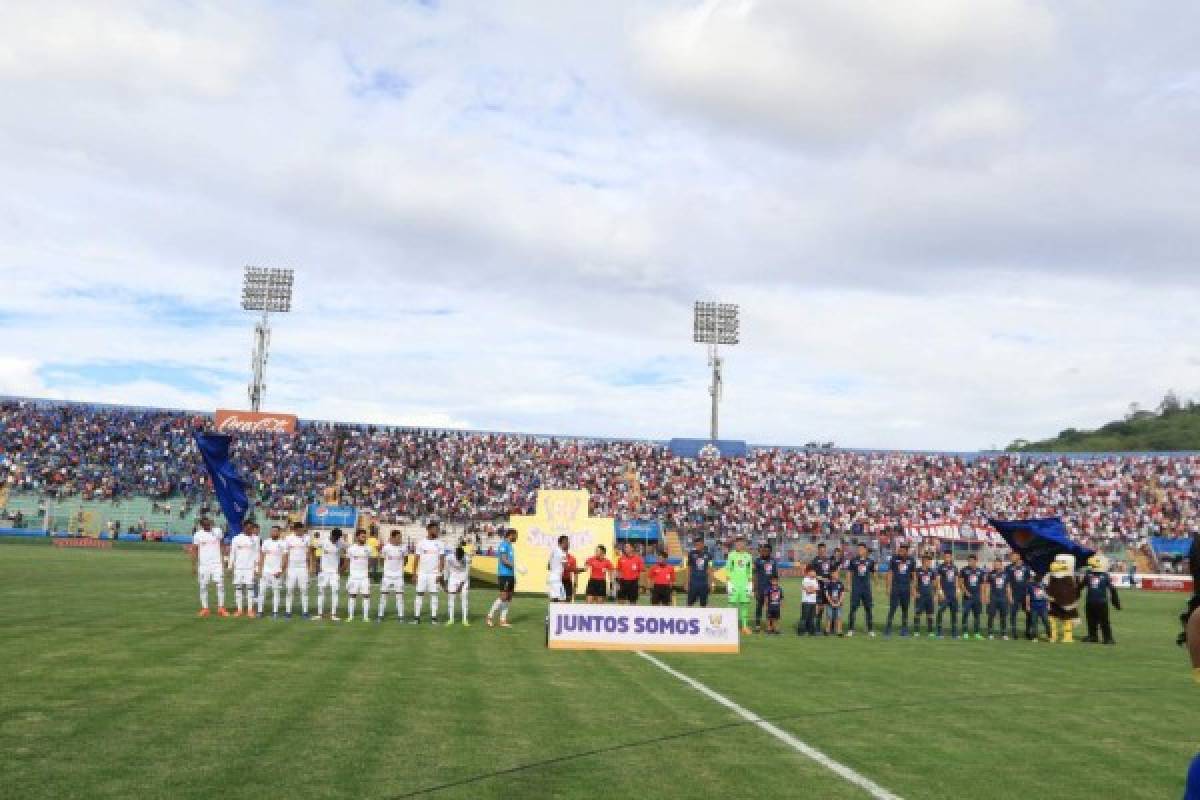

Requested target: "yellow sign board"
[{"left": 509, "top": 489, "right": 615, "bottom": 595}]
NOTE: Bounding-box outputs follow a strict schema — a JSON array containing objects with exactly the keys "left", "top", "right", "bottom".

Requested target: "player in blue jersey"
[
  {"left": 486, "top": 528, "right": 518, "bottom": 628},
  {"left": 985, "top": 557, "right": 1010, "bottom": 639},
  {"left": 883, "top": 542, "right": 915, "bottom": 637},
  {"left": 913, "top": 552, "right": 936, "bottom": 637},
  {"left": 752, "top": 543, "right": 779, "bottom": 633},
  {"left": 845, "top": 543, "right": 876, "bottom": 637},
  {"left": 959, "top": 554, "right": 985, "bottom": 640},
  {"left": 685, "top": 536, "right": 714, "bottom": 608},
  {"left": 1005, "top": 551, "right": 1034, "bottom": 641},
  {"left": 935, "top": 550, "right": 959, "bottom": 639}
]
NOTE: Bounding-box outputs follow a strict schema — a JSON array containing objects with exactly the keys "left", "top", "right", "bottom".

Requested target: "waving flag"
[
  {"left": 194, "top": 432, "right": 250, "bottom": 539},
  {"left": 988, "top": 517, "right": 1094, "bottom": 577}
]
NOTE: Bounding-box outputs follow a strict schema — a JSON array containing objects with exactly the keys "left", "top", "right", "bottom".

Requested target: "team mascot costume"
[{"left": 1045, "top": 555, "right": 1081, "bottom": 643}]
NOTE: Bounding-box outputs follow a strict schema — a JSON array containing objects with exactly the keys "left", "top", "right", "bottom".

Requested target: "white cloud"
[
  {"left": 632, "top": 0, "right": 1053, "bottom": 147},
  {"left": 0, "top": 0, "right": 1198, "bottom": 449}
]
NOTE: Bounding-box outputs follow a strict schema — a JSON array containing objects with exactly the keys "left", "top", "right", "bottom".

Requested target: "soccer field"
[{"left": 0, "top": 540, "right": 1195, "bottom": 800}]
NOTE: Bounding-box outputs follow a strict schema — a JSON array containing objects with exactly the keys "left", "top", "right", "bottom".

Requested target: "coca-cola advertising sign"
[{"left": 214, "top": 410, "right": 297, "bottom": 434}]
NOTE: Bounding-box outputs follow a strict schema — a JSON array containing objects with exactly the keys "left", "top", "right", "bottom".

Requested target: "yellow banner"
[{"left": 509, "top": 489, "right": 615, "bottom": 595}]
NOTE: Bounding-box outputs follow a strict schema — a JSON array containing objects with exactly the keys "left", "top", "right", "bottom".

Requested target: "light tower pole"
[
  {"left": 241, "top": 267, "right": 294, "bottom": 412},
  {"left": 692, "top": 301, "right": 739, "bottom": 441}
]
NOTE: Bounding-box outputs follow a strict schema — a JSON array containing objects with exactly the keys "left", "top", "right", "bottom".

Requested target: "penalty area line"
[{"left": 636, "top": 651, "right": 903, "bottom": 800}]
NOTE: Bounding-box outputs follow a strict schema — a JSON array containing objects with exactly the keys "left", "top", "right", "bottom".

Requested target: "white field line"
[{"left": 637, "top": 651, "right": 903, "bottom": 800}]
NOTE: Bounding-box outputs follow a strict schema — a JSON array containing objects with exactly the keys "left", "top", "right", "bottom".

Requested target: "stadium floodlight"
[
  {"left": 693, "top": 301, "right": 739, "bottom": 441},
  {"left": 241, "top": 266, "right": 294, "bottom": 411}
]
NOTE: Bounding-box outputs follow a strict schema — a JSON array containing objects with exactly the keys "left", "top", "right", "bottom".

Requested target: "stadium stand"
[{"left": 1, "top": 399, "right": 1196, "bottom": 561}]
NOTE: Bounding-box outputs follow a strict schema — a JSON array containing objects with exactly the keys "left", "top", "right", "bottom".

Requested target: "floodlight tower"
[
  {"left": 241, "top": 267, "right": 294, "bottom": 411},
  {"left": 692, "top": 301, "right": 739, "bottom": 441}
]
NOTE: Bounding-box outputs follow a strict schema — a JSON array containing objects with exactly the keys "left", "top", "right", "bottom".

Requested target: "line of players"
[
  {"left": 192, "top": 517, "right": 522, "bottom": 627},
  {"left": 794, "top": 540, "right": 1119, "bottom": 642}
]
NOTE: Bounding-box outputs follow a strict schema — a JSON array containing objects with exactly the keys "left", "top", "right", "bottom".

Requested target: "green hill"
[{"left": 1008, "top": 400, "right": 1200, "bottom": 452}]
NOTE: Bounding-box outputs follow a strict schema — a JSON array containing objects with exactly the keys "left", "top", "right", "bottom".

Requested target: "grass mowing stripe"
[{"left": 637, "top": 650, "right": 904, "bottom": 800}]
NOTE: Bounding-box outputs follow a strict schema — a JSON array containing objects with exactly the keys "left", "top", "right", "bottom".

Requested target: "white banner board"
[{"left": 547, "top": 604, "right": 740, "bottom": 653}]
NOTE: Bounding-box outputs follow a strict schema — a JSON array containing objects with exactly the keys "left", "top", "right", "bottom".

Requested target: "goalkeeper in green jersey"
[{"left": 725, "top": 536, "right": 754, "bottom": 636}]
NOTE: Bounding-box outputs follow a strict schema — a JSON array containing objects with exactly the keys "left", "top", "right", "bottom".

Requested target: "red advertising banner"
[
  {"left": 1139, "top": 575, "right": 1194, "bottom": 592},
  {"left": 214, "top": 410, "right": 297, "bottom": 434}
]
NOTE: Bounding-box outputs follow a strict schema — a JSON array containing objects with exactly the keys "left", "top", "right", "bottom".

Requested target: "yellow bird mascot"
[{"left": 1044, "top": 554, "right": 1080, "bottom": 643}]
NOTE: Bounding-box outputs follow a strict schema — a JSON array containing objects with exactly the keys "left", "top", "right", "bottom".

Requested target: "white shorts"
[
  {"left": 446, "top": 574, "right": 467, "bottom": 593},
  {"left": 259, "top": 573, "right": 282, "bottom": 592},
  {"left": 317, "top": 572, "right": 340, "bottom": 592},
  {"left": 380, "top": 576, "right": 405, "bottom": 593},
  {"left": 198, "top": 566, "right": 223, "bottom": 586},
  {"left": 547, "top": 576, "right": 566, "bottom": 601},
  {"left": 286, "top": 571, "right": 309, "bottom": 590},
  {"left": 346, "top": 576, "right": 370, "bottom": 595},
  {"left": 415, "top": 573, "right": 440, "bottom": 593},
  {"left": 234, "top": 568, "right": 256, "bottom": 587}
]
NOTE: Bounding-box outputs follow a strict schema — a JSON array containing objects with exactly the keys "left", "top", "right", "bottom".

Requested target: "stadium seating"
[{"left": 1, "top": 399, "right": 1196, "bottom": 553}]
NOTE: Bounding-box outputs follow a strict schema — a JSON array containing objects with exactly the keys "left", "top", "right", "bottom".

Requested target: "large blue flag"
[
  {"left": 194, "top": 432, "right": 249, "bottom": 539},
  {"left": 988, "top": 517, "right": 1094, "bottom": 577}
]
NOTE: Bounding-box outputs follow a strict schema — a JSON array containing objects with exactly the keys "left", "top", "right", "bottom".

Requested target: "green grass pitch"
[{"left": 1, "top": 539, "right": 1196, "bottom": 799}]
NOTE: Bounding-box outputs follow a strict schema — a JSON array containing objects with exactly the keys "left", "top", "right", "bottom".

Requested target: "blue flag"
[
  {"left": 194, "top": 432, "right": 249, "bottom": 540},
  {"left": 988, "top": 517, "right": 1094, "bottom": 577}
]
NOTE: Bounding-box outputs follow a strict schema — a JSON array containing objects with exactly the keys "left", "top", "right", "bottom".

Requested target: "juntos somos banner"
[{"left": 547, "top": 604, "right": 740, "bottom": 654}]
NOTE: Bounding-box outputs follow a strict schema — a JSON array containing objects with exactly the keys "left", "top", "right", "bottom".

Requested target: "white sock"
[
  {"left": 272, "top": 590, "right": 279, "bottom": 614},
  {"left": 415, "top": 594, "right": 423, "bottom": 619},
  {"left": 234, "top": 588, "right": 243, "bottom": 612},
  {"left": 431, "top": 594, "right": 438, "bottom": 619},
  {"left": 447, "top": 594, "right": 456, "bottom": 620},
  {"left": 488, "top": 598, "right": 501, "bottom": 618},
  {"left": 361, "top": 595, "right": 369, "bottom": 620},
  {"left": 286, "top": 588, "right": 294, "bottom": 614},
  {"left": 317, "top": 590, "right": 324, "bottom": 617},
  {"left": 329, "top": 591, "right": 338, "bottom": 617},
  {"left": 461, "top": 591, "right": 469, "bottom": 621},
  {"left": 500, "top": 601, "right": 509, "bottom": 621},
  {"left": 301, "top": 590, "right": 308, "bottom": 614},
  {"left": 257, "top": 583, "right": 266, "bottom": 613},
  {"left": 396, "top": 593, "right": 404, "bottom": 619},
  {"left": 378, "top": 593, "right": 387, "bottom": 618},
  {"left": 215, "top": 583, "right": 225, "bottom": 607},
  {"left": 199, "top": 585, "right": 208, "bottom": 609},
  {"left": 348, "top": 596, "right": 356, "bottom": 617}
]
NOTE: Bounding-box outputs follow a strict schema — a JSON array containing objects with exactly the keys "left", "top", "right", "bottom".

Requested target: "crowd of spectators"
[{"left": 1, "top": 400, "right": 1196, "bottom": 548}]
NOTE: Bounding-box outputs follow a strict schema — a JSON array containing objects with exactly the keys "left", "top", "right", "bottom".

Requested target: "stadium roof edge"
[{"left": 4, "top": 395, "right": 1199, "bottom": 459}]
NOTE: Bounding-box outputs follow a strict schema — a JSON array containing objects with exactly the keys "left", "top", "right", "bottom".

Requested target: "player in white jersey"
[
  {"left": 282, "top": 522, "right": 312, "bottom": 618},
  {"left": 412, "top": 521, "right": 445, "bottom": 624},
  {"left": 345, "top": 529, "right": 372, "bottom": 621},
  {"left": 227, "top": 521, "right": 261, "bottom": 617},
  {"left": 547, "top": 535, "right": 569, "bottom": 602},
  {"left": 444, "top": 541, "right": 472, "bottom": 625},
  {"left": 378, "top": 530, "right": 408, "bottom": 622},
  {"left": 191, "top": 516, "right": 227, "bottom": 617},
  {"left": 315, "top": 528, "right": 346, "bottom": 620},
  {"left": 257, "top": 525, "right": 286, "bottom": 617}
]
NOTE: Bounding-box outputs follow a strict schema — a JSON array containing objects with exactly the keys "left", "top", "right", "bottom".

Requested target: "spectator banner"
[
  {"left": 306, "top": 504, "right": 358, "bottom": 529},
  {"left": 214, "top": 409, "right": 297, "bottom": 434},
  {"left": 508, "top": 489, "right": 614, "bottom": 594},
  {"left": 547, "top": 605, "right": 739, "bottom": 653}
]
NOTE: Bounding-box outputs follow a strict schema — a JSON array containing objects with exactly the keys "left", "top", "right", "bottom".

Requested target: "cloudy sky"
[{"left": 2, "top": 0, "right": 1198, "bottom": 449}]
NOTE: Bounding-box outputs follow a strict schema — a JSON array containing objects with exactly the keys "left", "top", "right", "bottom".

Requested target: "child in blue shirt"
[{"left": 1027, "top": 582, "right": 1051, "bottom": 641}]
